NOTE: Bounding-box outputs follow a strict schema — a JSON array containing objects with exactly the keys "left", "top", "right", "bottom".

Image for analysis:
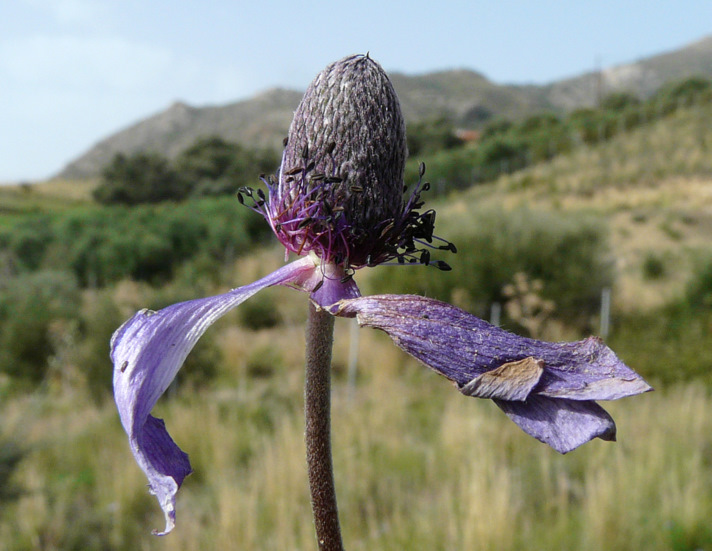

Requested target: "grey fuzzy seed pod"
[{"left": 280, "top": 54, "right": 407, "bottom": 233}]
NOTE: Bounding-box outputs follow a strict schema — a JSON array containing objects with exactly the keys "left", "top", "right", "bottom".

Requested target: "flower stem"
[{"left": 305, "top": 302, "right": 344, "bottom": 551}]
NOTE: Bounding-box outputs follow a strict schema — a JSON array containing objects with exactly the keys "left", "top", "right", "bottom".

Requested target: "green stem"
[{"left": 304, "top": 302, "right": 344, "bottom": 551}]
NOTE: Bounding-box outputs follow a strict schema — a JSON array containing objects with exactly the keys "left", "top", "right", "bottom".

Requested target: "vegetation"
[
  {"left": 367, "top": 206, "right": 611, "bottom": 328},
  {"left": 0, "top": 196, "right": 271, "bottom": 287},
  {"left": 405, "top": 75, "right": 712, "bottom": 192},
  {"left": 1, "top": 74, "right": 712, "bottom": 549},
  {"left": 1, "top": 350, "right": 711, "bottom": 551},
  {"left": 93, "top": 137, "right": 279, "bottom": 205}
]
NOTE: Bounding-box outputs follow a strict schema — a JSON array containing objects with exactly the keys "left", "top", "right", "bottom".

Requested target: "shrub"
[
  {"left": 1, "top": 215, "right": 53, "bottom": 271},
  {"left": 237, "top": 293, "right": 282, "bottom": 330},
  {"left": 0, "top": 271, "right": 81, "bottom": 383},
  {"left": 407, "top": 119, "right": 464, "bottom": 157},
  {"left": 78, "top": 290, "right": 126, "bottom": 400},
  {"left": 93, "top": 152, "right": 188, "bottom": 205},
  {"left": 601, "top": 92, "right": 641, "bottom": 112},
  {"left": 610, "top": 302, "right": 712, "bottom": 386},
  {"left": 368, "top": 206, "right": 611, "bottom": 327},
  {"left": 0, "top": 197, "right": 271, "bottom": 288},
  {"left": 174, "top": 136, "right": 279, "bottom": 198},
  {"left": 686, "top": 256, "right": 712, "bottom": 308},
  {"left": 642, "top": 253, "right": 666, "bottom": 280}
]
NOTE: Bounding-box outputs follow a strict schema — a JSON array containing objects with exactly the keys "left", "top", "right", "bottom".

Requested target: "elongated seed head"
[
  {"left": 243, "top": 54, "right": 453, "bottom": 271},
  {"left": 280, "top": 54, "right": 407, "bottom": 231}
]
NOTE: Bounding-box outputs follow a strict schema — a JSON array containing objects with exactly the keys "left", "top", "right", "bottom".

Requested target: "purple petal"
[
  {"left": 112, "top": 256, "right": 316, "bottom": 535},
  {"left": 286, "top": 256, "right": 362, "bottom": 308},
  {"left": 494, "top": 396, "right": 616, "bottom": 454},
  {"left": 336, "top": 294, "right": 651, "bottom": 452},
  {"left": 336, "top": 295, "right": 651, "bottom": 399}
]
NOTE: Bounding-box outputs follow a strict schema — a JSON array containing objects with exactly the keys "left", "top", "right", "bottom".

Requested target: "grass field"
[{"left": 1, "top": 327, "right": 710, "bottom": 550}]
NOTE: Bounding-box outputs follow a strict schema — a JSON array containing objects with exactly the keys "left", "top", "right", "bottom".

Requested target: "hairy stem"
[{"left": 305, "top": 302, "right": 344, "bottom": 551}]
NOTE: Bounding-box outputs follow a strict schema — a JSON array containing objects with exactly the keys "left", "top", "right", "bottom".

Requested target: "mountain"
[
  {"left": 57, "top": 35, "right": 712, "bottom": 180},
  {"left": 59, "top": 88, "right": 304, "bottom": 180},
  {"left": 544, "top": 35, "right": 712, "bottom": 109}
]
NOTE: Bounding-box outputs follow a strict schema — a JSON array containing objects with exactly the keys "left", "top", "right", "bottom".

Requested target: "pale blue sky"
[{"left": 2, "top": 0, "right": 711, "bottom": 182}]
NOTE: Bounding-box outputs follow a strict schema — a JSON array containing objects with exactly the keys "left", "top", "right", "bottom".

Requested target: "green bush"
[
  {"left": 610, "top": 303, "right": 712, "bottom": 386},
  {"left": 368, "top": 206, "right": 611, "bottom": 326},
  {"left": 1, "top": 215, "right": 53, "bottom": 271},
  {"left": 407, "top": 119, "right": 464, "bottom": 157},
  {"left": 642, "top": 253, "right": 666, "bottom": 281},
  {"left": 93, "top": 152, "right": 188, "bottom": 205},
  {"left": 0, "top": 197, "right": 271, "bottom": 288},
  {"left": 174, "top": 136, "right": 278, "bottom": 198},
  {"left": 686, "top": 256, "right": 712, "bottom": 308},
  {"left": 601, "top": 91, "right": 641, "bottom": 112},
  {"left": 0, "top": 271, "right": 81, "bottom": 383},
  {"left": 77, "top": 290, "right": 126, "bottom": 400},
  {"left": 237, "top": 293, "right": 282, "bottom": 330}
]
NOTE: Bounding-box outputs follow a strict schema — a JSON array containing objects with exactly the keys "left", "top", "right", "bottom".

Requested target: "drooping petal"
[
  {"left": 335, "top": 294, "right": 651, "bottom": 453},
  {"left": 494, "top": 396, "right": 616, "bottom": 454},
  {"left": 112, "top": 256, "right": 316, "bottom": 535}
]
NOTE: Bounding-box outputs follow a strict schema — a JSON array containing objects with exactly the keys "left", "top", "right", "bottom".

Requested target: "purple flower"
[{"left": 111, "top": 55, "right": 651, "bottom": 535}]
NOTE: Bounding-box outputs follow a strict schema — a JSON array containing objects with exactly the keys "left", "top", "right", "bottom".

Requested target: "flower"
[{"left": 111, "top": 54, "right": 651, "bottom": 535}]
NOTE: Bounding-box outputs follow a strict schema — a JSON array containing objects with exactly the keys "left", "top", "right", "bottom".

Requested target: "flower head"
[
  {"left": 241, "top": 55, "right": 454, "bottom": 274},
  {"left": 111, "top": 54, "right": 652, "bottom": 535}
]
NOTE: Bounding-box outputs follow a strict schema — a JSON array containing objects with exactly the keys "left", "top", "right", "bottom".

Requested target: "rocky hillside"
[
  {"left": 544, "top": 35, "right": 712, "bottom": 109},
  {"left": 57, "top": 35, "right": 712, "bottom": 179}
]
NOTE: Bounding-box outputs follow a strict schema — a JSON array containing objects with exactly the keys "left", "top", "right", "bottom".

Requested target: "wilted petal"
[
  {"left": 112, "top": 256, "right": 316, "bottom": 535},
  {"left": 461, "top": 357, "right": 544, "bottom": 401},
  {"left": 336, "top": 294, "right": 651, "bottom": 452},
  {"left": 494, "top": 396, "right": 616, "bottom": 454}
]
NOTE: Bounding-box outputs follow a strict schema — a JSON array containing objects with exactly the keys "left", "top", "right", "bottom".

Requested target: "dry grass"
[
  {"left": 2, "top": 329, "right": 710, "bottom": 550},
  {"left": 441, "top": 104, "right": 712, "bottom": 312},
  {"left": 0, "top": 179, "right": 96, "bottom": 219}
]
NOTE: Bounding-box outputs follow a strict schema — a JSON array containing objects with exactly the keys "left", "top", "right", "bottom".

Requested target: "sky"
[{"left": 2, "top": 1, "right": 712, "bottom": 183}]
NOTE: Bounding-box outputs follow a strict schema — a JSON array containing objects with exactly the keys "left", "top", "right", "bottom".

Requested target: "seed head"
[
  {"left": 242, "top": 54, "right": 454, "bottom": 271},
  {"left": 280, "top": 54, "right": 406, "bottom": 230}
]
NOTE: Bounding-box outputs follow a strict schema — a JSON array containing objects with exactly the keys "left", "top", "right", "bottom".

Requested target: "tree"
[
  {"left": 174, "top": 136, "right": 278, "bottom": 197},
  {"left": 407, "top": 119, "right": 464, "bottom": 157},
  {"left": 93, "top": 152, "right": 188, "bottom": 205}
]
